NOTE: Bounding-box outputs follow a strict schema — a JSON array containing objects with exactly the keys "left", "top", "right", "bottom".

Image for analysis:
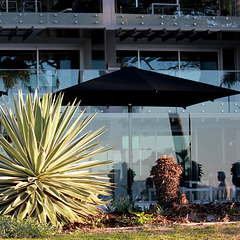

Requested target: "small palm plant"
[{"left": 0, "top": 90, "right": 113, "bottom": 226}]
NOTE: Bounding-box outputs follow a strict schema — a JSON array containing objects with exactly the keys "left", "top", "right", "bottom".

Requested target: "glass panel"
[
  {"left": 114, "top": 0, "right": 238, "bottom": 16},
  {"left": 92, "top": 50, "right": 105, "bottom": 69},
  {"left": 180, "top": 52, "right": 218, "bottom": 70},
  {"left": 116, "top": 50, "right": 138, "bottom": 68},
  {"left": 39, "top": 50, "right": 79, "bottom": 69},
  {"left": 191, "top": 114, "right": 240, "bottom": 201},
  {"left": 38, "top": 69, "right": 107, "bottom": 91},
  {"left": 39, "top": 50, "right": 80, "bottom": 91},
  {"left": 115, "top": 0, "right": 137, "bottom": 14},
  {"left": 18, "top": 0, "right": 42, "bottom": 12},
  {"left": 0, "top": 50, "right": 37, "bottom": 69},
  {"left": 50, "top": 0, "right": 102, "bottom": 13},
  {"left": 223, "top": 49, "right": 235, "bottom": 70},
  {"left": 0, "top": 0, "right": 18, "bottom": 12},
  {"left": 140, "top": 51, "right": 178, "bottom": 70},
  {"left": 0, "top": 50, "right": 37, "bottom": 90}
]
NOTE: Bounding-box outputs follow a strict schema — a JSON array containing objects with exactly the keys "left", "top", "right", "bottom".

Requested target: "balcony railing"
[
  {"left": 116, "top": 0, "right": 240, "bottom": 17},
  {"left": 0, "top": 0, "right": 102, "bottom": 13},
  {"left": 0, "top": 0, "right": 239, "bottom": 17},
  {"left": 0, "top": 69, "right": 239, "bottom": 90},
  {"left": 0, "top": 69, "right": 239, "bottom": 114}
]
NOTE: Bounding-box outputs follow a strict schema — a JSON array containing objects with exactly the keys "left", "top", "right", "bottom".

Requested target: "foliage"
[
  {"left": 107, "top": 196, "right": 141, "bottom": 214},
  {"left": 176, "top": 148, "right": 203, "bottom": 183},
  {"left": 221, "top": 72, "right": 240, "bottom": 88},
  {"left": 131, "top": 211, "right": 154, "bottom": 225},
  {"left": 0, "top": 90, "right": 113, "bottom": 226},
  {"left": 155, "top": 204, "right": 169, "bottom": 215},
  {"left": 0, "top": 215, "right": 57, "bottom": 238}
]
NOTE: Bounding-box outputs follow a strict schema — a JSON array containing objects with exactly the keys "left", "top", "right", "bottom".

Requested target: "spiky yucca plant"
[{"left": 0, "top": 90, "right": 113, "bottom": 226}]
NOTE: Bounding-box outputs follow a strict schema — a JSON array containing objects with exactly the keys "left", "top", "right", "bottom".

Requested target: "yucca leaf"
[
  {"left": 0, "top": 90, "right": 113, "bottom": 226},
  {"left": 27, "top": 125, "right": 38, "bottom": 170},
  {"left": 26, "top": 94, "right": 35, "bottom": 127},
  {"left": 34, "top": 99, "right": 42, "bottom": 143},
  {"left": 28, "top": 192, "right": 37, "bottom": 216},
  {"left": 18, "top": 201, "right": 29, "bottom": 220}
]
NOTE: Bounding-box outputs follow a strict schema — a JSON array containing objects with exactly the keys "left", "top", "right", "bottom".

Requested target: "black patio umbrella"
[
  {"left": 0, "top": 90, "right": 7, "bottom": 97},
  {"left": 56, "top": 67, "right": 240, "bottom": 108}
]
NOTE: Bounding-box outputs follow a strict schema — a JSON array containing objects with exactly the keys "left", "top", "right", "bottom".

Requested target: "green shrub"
[
  {"left": 132, "top": 211, "right": 154, "bottom": 225},
  {"left": 108, "top": 196, "right": 141, "bottom": 213},
  {"left": 0, "top": 215, "right": 57, "bottom": 238}
]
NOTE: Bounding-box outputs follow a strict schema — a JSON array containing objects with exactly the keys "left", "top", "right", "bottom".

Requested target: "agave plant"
[{"left": 0, "top": 90, "right": 113, "bottom": 226}]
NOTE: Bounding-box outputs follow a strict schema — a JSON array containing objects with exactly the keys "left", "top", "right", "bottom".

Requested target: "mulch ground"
[{"left": 62, "top": 202, "right": 240, "bottom": 233}]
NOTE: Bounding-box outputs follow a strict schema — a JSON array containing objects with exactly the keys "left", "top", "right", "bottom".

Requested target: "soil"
[{"left": 63, "top": 202, "right": 240, "bottom": 233}]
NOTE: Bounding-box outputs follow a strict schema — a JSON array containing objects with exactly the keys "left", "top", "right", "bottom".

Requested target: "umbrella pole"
[
  {"left": 189, "top": 113, "right": 192, "bottom": 181},
  {"left": 128, "top": 104, "right": 133, "bottom": 198}
]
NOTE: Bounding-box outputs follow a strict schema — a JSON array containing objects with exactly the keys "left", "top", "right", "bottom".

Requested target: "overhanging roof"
[
  {"left": 0, "top": 26, "right": 35, "bottom": 41},
  {"left": 116, "top": 28, "right": 218, "bottom": 42}
]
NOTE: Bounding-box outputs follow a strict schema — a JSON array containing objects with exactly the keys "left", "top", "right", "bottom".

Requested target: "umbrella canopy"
[
  {"left": 0, "top": 90, "right": 7, "bottom": 97},
  {"left": 56, "top": 67, "right": 240, "bottom": 108}
]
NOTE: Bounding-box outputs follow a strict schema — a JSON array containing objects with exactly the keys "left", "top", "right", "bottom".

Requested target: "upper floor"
[{"left": 0, "top": 0, "right": 239, "bottom": 31}]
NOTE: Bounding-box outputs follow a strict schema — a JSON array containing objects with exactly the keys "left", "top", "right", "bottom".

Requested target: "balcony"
[
  {"left": 0, "top": 1, "right": 238, "bottom": 31},
  {"left": 116, "top": 0, "right": 240, "bottom": 17}
]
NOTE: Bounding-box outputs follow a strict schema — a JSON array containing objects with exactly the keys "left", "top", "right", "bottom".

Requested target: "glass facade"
[
  {"left": 140, "top": 51, "right": 179, "bottom": 70},
  {"left": 115, "top": 0, "right": 240, "bottom": 16},
  {"left": 0, "top": 0, "right": 238, "bottom": 206},
  {"left": 39, "top": 50, "right": 80, "bottom": 92},
  {"left": 0, "top": 0, "right": 102, "bottom": 13},
  {"left": 117, "top": 50, "right": 219, "bottom": 71},
  {"left": 0, "top": 67, "right": 240, "bottom": 205},
  {"left": 116, "top": 50, "right": 138, "bottom": 68},
  {"left": 70, "top": 111, "right": 240, "bottom": 204},
  {"left": 180, "top": 52, "right": 218, "bottom": 70}
]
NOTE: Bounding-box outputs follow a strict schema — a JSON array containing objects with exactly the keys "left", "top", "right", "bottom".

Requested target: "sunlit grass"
[{"left": 3, "top": 223, "right": 240, "bottom": 240}]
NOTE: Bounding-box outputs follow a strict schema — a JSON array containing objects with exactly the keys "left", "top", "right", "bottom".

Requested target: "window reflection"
[
  {"left": 115, "top": 0, "right": 239, "bottom": 16},
  {"left": 39, "top": 50, "right": 79, "bottom": 69},
  {"left": 140, "top": 51, "right": 178, "bottom": 70},
  {"left": 0, "top": 50, "right": 36, "bottom": 90},
  {"left": 116, "top": 50, "right": 138, "bottom": 68},
  {"left": 180, "top": 52, "right": 218, "bottom": 70},
  {"left": 38, "top": 50, "right": 80, "bottom": 91}
]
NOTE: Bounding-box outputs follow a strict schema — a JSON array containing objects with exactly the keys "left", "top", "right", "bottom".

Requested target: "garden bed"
[{"left": 63, "top": 202, "right": 240, "bottom": 233}]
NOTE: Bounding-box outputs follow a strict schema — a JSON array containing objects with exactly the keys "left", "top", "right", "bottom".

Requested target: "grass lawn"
[{"left": 2, "top": 222, "right": 240, "bottom": 240}]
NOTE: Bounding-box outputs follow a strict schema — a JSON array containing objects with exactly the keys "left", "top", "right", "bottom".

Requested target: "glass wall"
[
  {"left": 115, "top": 0, "right": 240, "bottom": 16},
  {"left": 117, "top": 50, "right": 219, "bottom": 72},
  {"left": 0, "top": 0, "right": 102, "bottom": 13},
  {"left": 116, "top": 50, "right": 138, "bottom": 68},
  {"left": 0, "top": 50, "right": 37, "bottom": 90},
  {"left": 75, "top": 111, "right": 240, "bottom": 205},
  {"left": 180, "top": 52, "right": 218, "bottom": 70},
  {"left": 0, "top": 71, "right": 240, "bottom": 204},
  {"left": 191, "top": 114, "right": 240, "bottom": 201},
  {"left": 38, "top": 50, "right": 80, "bottom": 92},
  {"left": 140, "top": 51, "right": 179, "bottom": 70}
]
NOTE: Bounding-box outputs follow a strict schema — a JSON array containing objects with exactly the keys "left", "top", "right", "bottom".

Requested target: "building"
[{"left": 1, "top": 0, "right": 240, "bottom": 204}]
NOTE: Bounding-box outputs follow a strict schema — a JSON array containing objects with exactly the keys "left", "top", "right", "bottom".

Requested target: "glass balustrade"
[
  {"left": 0, "top": 69, "right": 239, "bottom": 113},
  {"left": 0, "top": 0, "right": 102, "bottom": 13},
  {"left": 0, "top": 69, "right": 240, "bottom": 204},
  {"left": 133, "top": 0, "right": 240, "bottom": 17},
  {"left": 0, "top": 0, "right": 238, "bottom": 16},
  {"left": 59, "top": 111, "right": 240, "bottom": 203},
  {"left": 116, "top": 0, "right": 240, "bottom": 17}
]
